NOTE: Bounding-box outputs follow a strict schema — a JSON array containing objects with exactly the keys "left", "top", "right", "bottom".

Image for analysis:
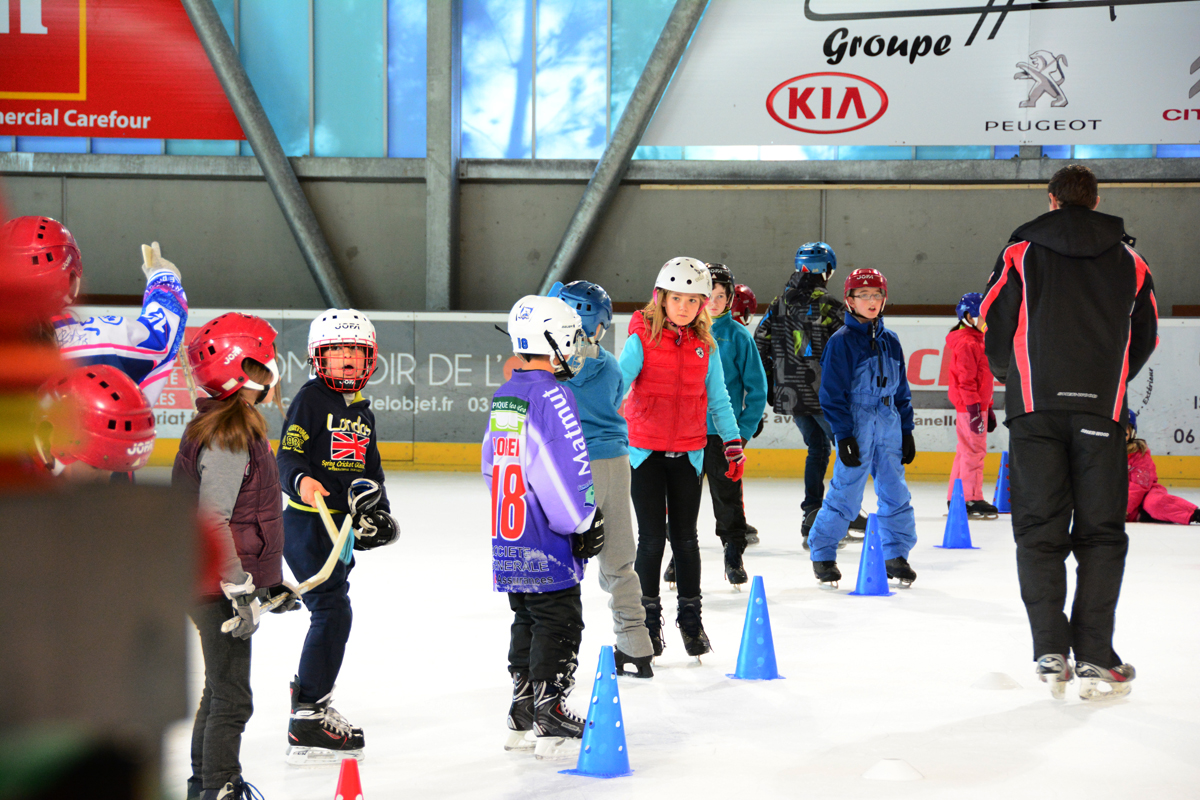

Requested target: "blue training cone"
[
  {"left": 561, "top": 646, "right": 632, "bottom": 779},
  {"left": 727, "top": 576, "right": 784, "bottom": 681},
  {"left": 993, "top": 450, "right": 1012, "bottom": 513},
  {"left": 849, "top": 514, "right": 894, "bottom": 597},
  {"left": 937, "top": 479, "right": 979, "bottom": 549}
]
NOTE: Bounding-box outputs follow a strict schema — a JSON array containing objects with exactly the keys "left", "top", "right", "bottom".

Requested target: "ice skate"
[
  {"left": 676, "top": 596, "right": 713, "bottom": 658},
  {"left": 1076, "top": 661, "right": 1135, "bottom": 701},
  {"left": 966, "top": 500, "right": 1000, "bottom": 519},
  {"left": 813, "top": 560, "right": 840, "bottom": 587},
  {"left": 286, "top": 679, "right": 364, "bottom": 766},
  {"left": 504, "top": 672, "right": 536, "bottom": 750},
  {"left": 200, "top": 776, "right": 263, "bottom": 800},
  {"left": 1035, "top": 654, "right": 1074, "bottom": 700},
  {"left": 801, "top": 508, "right": 818, "bottom": 550},
  {"left": 642, "top": 596, "right": 666, "bottom": 656},
  {"left": 846, "top": 511, "right": 869, "bottom": 539},
  {"left": 532, "top": 679, "right": 584, "bottom": 760},
  {"left": 885, "top": 557, "right": 917, "bottom": 587},
  {"left": 663, "top": 556, "right": 676, "bottom": 590},
  {"left": 744, "top": 524, "right": 760, "bottom": 546},
  {"left": 614, "top": 647, "right": 654, "bottom": 678},
  {"left": 723, "top": 541, "right": 748, "bottom": 589}
]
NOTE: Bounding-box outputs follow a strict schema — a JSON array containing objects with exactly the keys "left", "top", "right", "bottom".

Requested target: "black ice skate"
[
  {"left": 966, "top": 500, "right": 1000, "bottom": 519},
  {"left": 614, "top": 648, "right": 654, "bottom": 678},
  {"left": 663, "top": 556, "right": 677, "bottom": 590},
  {"left": 642, "top": 596, "right": 666, "bottom": 656},
  {"left": 885, "top": 557, "right": 917, "bottom": 587},
  {"left": 846, "top": 511, "right": 869, "bottom": 538},
  {"left": 744, "top": 524, "right": 760, "bottom": 546},
  {"left": 200, "top": 776, "right": 263, "bottom": 800},
  {"left": 801, "top": 508, "right": 818, "bottom": 550},
  {"left": 676, "top": 596, "right": 713, "bottom": 658},
  {"left": 532, "top": 679, "right": 585, "bottom": 760},
  {"left": 723, "top": 541, "right": 748, "bottom": 589},
  {"left": 504, "top": 671, "right": 535, "bottom": 751},
  {"left": 813, "top": 560, "right": 841, "bottom": 587},
  {"left": 1035, "top": 654, "right": 1074, "bottom": 700},
  {"left": 287, "top": 679, "right": 364, "bottom": 766},
  {"left": 1076, "top": 661, "right": 1136, "bottom": 701}
]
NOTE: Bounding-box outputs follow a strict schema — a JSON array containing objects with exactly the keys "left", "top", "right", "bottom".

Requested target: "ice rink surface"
[{"left": 163, "top": 472, "right": 1200, "bottom": 799}]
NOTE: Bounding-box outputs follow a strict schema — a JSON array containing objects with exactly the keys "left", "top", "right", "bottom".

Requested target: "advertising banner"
[
  {"left": 0, "top": 0, "right": 243, "bottom": 140},
  {"left": 643, "top": 0, "right": 1200, "bottom": 146},
  {"left": 85, "top": 308, "right": 1198, "bottom": 459}
]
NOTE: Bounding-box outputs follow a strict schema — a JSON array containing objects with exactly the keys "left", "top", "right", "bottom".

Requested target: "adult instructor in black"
[{"left": 981, "top": 165, "right": 1157, "bottom": 700}]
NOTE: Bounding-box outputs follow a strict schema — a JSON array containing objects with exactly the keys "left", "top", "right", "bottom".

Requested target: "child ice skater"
[
  {"left": 944, "top": 292, "right": 1000, "bottom": 518},
  {"left": 1127, "top": 411, "right": 1200, "bottom": 524},
  {"left": 807, "top": 268, "right": 919, "bottom": 587},
  {"left": 620, "top": 257, "right": 745, "bottom": 657},
  {"left": 486, "top": 295, "right": 605, "bottom": 758},
  {"left": 172, "top": 313, "right": 297, "bottom": 800},
  {"left": 277, "top": 309, "right": 398, "bottom": 765},
  {"left": 555, "top": 280, "right": 657, "bottom": 679}
]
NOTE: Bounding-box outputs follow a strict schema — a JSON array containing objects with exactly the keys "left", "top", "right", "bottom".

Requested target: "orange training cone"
[{"left": 335, "top": 757, "right": 364, "bottom": 800}]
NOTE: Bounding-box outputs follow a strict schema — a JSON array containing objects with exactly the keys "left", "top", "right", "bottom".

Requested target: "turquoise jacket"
[{"left": 706, "top": 312, "right": 768, "bottom": 441}]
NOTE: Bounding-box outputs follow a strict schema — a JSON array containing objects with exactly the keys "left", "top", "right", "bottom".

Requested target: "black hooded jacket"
[{"left": 981, "top": 205, "right": 1158, "bottom": 423}]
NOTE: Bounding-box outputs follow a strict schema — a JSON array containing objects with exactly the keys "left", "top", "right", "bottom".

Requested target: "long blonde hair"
[
  {"left": 640, "top": 291, "right": 717, "bottom": 353},
  {"left": 183, "top": 358, "right": 278, "bottom": 453},
  {"left": 1126, "top": 424, "right": 1148, "bottom": 455}
]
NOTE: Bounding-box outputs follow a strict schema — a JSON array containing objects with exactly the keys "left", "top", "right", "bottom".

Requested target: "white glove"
[
  {"left": 141, "top": 241, "right": 181, "bottom": 281},
  {"left": 226, "top": 595, "right": 262, "bottom": 640},
  {"left": 220, "top": 572, "right": 255, "bottom": 600}
]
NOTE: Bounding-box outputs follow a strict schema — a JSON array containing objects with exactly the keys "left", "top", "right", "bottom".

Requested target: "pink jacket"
[{"left": 945, "top": 326, "right": 994, "bottom": 412}]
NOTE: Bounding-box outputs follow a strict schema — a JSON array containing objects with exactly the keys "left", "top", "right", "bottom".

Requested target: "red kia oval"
[{"left": 766, "top": 72, "right": 888, "bottom": 134}]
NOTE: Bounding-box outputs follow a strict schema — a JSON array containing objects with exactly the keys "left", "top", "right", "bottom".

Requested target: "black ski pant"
[
  {"left": 631, "top": 451, "right": 704, "bottom": 598},
  {"left": 702, "top": 434, "right": 748, "bottom": 549},
  {"left": 1008, "top": 411, "right": 1129, "bottom": 668},
  {"left": 508, "top": 584, "right": 584, "bottom": 685},
  {"left": 189, "top": 597, "right": 253, "bottom": 792}
]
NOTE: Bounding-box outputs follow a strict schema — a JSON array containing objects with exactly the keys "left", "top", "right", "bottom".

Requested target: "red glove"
[
  {"left": 724, "top": 440, "right": 745, "bottom": 482},
  {"left": 966, "top": 403, "right": 985, "bottom": 435}
]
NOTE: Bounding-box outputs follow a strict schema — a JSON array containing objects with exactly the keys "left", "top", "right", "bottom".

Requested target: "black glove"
[
  {"left": 353, "top": 510, "right": 399, "bottom": 550},
  {"left": 753, "top": 417, "right": 765, "bottom": 439},
  {"left": 901, "top": 432, "right": 916, "bottom": 465},
  {"left": 573, "top": 508, "right": 605, "bottom": 559},
  {"left": 837, "top": 436, "right": 861, "bottom": 468},
  {"left": 987, "top": 408, "right": 997, "bottom": 433},
  {"left": 266, "top": 583, "right": 301, "bottom": 614}
]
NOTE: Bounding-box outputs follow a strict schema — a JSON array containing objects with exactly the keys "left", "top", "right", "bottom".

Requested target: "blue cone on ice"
[
  {"left": 849, "top": 514, "right": 894, "bottom": 597},
  {"left": 561, "top": 646, "right": 632, "bottom": 779},
  {"left": 937, "top": 479, "right": 979, "bottom": 550},
  {"left": 993, "top": 450, "right": 1012, "bottom": 514},
  {"left": 727, "top": 576, "right": 784, "bottom": 681}
]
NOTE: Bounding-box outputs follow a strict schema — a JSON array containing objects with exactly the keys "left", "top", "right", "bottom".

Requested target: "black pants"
[
  {"left": 1009, "top": 411, "right": 1129, "bottom": 668},
  {"left": 631, "top": 451, "right": 704, "bottom": 598},
  {"left": 189, "top": 598, "right": 253, "bottom": 791},
  {"left": 702, "top": 434, "right": 747, "bottom": 547},
  {"left": 508, "top": 584, "right": 584, "bottom": 683}
]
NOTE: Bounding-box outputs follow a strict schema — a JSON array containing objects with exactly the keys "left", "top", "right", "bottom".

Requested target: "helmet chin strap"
[{"left": 544, "top": 331, "right": 575, "bottom": 380}]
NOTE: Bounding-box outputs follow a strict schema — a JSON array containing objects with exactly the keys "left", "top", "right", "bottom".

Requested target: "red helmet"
[
  {"left": 843, "top": 268, "right": 887, "bottom": 301},
  {"left": 0, "top": 216, "right": 83, "bottom": 308},
  {"left": 731, "top": 284, "right": 757, "bottom": 326},
  {"left": 188, "top": 313, "right": 280, "bottom": 400},
  {"left": 39, "top": 365, "right": 156, "bottom": 471}
]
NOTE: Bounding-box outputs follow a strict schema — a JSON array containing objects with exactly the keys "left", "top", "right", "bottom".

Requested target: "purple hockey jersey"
[{"left": 482, "top": 369, "right": 596, "bottom": 593}]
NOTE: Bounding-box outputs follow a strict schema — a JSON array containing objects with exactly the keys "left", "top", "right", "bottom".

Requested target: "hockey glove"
[
  {"left": 227, "top": 595, "right": 261, "bottom": 640},
  {"left": 724, "top": 440, "right": 746, "bottom": 482},
  {"left": 987, "top": 408, "right": 997, "bottom": 433},
  {"left": 901, "top": 432, "right": 916, "bottom": 465},
  {"left": 753, "top": 418, "right": 765, "bottom": 439},
  {"left": 354, "top": 510, "right": 399, "bottom": 551},
  {"left": 837, "top": 436, "right": 861, "bottom": 468},
  {"left": 140, "top": 241, "right": 181, "bottom": 281},
  {"left": 220, "top": 572, "right": 255, "bottom": 600},
  {"left": 573, "top": 508, "right": 605, "bottom": 559},
  {"left": 266, "top": 583, "right": 301, "bottom": 614},
  {"left": 966, "top": 403, "right": 985, "bottom": 435}
]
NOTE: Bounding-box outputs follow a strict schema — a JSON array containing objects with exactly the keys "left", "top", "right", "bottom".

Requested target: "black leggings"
[{"left": 631, "top": 452, "right": 704, "bottom": 598}]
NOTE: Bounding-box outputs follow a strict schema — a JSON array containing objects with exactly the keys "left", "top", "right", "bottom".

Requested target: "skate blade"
[
  {"left": 504, "top": 730, "right": 536, "bottom": 751},
  {"left": 817, "top": 580, "right": 839, "bottom": 589},
  {"left": 1040, "top": 675, "right": 1071, "bottom": 700},
  {"left": 534, "top": 735, "right": 581, "bottom": 760},
  {"left": 285, "top": 746, "right": 364, "bottom": 767},
  {"left": 667, "top": 581, "right": 676, "bottom": 591},
  {"left": 1079, "top": 678, "right": 1133, "bottom": 701}
]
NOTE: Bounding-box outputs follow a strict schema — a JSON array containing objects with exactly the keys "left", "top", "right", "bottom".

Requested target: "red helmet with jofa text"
[
  {"left": 731, "top": 284, "right": 757, "bottom": 326},
  {"left": 39, "top": 364, "right": 157, "bottom": 471},
  {"left": 187, "top": 313, "right": 280, "bottom": 400},
  {"left": 843, "top": 268, "right": 887, "bottom": 301},
  {"left": 0, "top": 215, "right": 84, "bottom": 313}
]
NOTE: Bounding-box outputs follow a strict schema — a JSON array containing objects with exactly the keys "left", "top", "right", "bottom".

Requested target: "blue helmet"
[
  {"left": 1128, "top": 409, "right": 1137, "bottom": 431},
  {"left": 794, "top": 242, "right": 836, "bottom": 274},
  {"left": 556, "top": 280, "right": 613, "bottom": 340},
  {"left": 957, "top": 292, "right": 984, "bottom": 321}
]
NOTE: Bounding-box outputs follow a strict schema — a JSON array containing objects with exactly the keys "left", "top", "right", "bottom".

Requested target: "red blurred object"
[
  {"left": 39, "top": 365, "right": 156, "bottom": 472},
  {"left": 731, "top": 284, "right": 757, "bottom": 326}
]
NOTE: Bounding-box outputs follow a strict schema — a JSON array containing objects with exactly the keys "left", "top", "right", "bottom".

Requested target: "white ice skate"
[
  {"left": 504, "top": 730, "right": 536, "bottom": 751},
  {"left": 1076, "top": 661, "right": 1135, "bottom": 701},
  {"left": 1036, "top": 654, "right": 1073, "bottom": 699}
]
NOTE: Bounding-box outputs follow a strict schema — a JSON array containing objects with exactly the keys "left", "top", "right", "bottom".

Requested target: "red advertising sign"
[{"left": 0, "top": 0, "right": 244, "bottom": 140}]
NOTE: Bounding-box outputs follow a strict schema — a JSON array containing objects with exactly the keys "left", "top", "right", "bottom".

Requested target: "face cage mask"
[
  {"left": 546, "top": 329, "right": 585, "bottom": 381},
  {"left": 313, "top": 344, "right": 378, "bottom": 392}
]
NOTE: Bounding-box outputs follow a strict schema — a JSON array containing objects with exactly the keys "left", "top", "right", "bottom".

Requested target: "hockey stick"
[
  {"left": 220, "top": 498, "right": 352, "bottom": 633},
  {"left": 142, "top": 243, "right": 200, "bottom": 407}
]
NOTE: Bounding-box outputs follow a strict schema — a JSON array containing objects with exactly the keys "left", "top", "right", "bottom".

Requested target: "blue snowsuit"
[{"left": 808, "top": 312, "right": 917, "bottom": 562}]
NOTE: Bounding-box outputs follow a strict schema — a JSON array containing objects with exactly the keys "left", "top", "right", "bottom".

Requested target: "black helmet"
[{"left": 706, "top": 262, "right": 735, "bottom": 295}]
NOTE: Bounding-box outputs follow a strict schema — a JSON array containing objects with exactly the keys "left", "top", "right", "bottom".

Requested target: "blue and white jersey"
[{"left": 54, "top": 270, "right": 188, "bottom": 406}]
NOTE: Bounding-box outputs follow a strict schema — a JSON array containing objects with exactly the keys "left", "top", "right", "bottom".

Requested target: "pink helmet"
[
  {"left": 187, "top": 313, "right": 280, "bottom": 400},
  {"left": 843, "top": 268, "right": 887, "bottom": 301},
  {"left": 0, "top": 216, "right": 83, "bottom": 308},
  {"left": 731, "top": 284, "right": 757, "bottom": 326},
  {"left": 40, "top": 365, "right": 157, "bottom": 471}
]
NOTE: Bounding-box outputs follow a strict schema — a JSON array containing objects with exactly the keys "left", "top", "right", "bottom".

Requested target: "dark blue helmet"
[
  {"left": 795, "top": 242, "right": 836, "bottom": 274},
  {"left": 557, "top": 280, "right": 613, "bottom": 339},
  {"left": 957, "top": 292, "right": 984, "bottom": 321},
  {"left": 1128, "top": 409, "right": 1137, "bottom": 431}
]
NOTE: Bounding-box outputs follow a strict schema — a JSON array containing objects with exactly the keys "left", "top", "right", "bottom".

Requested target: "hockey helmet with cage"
[
  {"left": 795, "top": 242, "right": 837, "bottom": 275},
  {"left": 731, "top": 284, "right": 757, "bottom": 326},
  {"left": 956, "top": 292, "right": 984, "bottom": 322},
  {"left": 308, "top": 309, "right": 378, "bottom": 392},
  {"left": 507, "top": 295, "right": 585, "bottom": 379},
  {"left": 843, "top": 268, "right": 887, "bottom": 301},
  {"left": 0, "top": 215, "right": 84, "bottom": 309},
  {"left": 188, "top": 313, "right": 280, "bottom": 400},
  {"left": 706, "top": 263, "right": 735, "bottom": 297},
  {"left": 38, "top": 364, "right": 156, "bottom": 472},
  {"left": 555, "top": 280, "right": 613, "bottom": 341},
  {"left": 655, "top": 257, "right": 712, "bottom": 298}
]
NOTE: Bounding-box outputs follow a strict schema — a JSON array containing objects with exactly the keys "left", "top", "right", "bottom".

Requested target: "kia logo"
[{"left": 766, "top": 72, "right": 888, "bottom": 134}]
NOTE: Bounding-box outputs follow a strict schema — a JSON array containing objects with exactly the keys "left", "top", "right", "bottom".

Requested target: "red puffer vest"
[
  {"left": 174, "top": 421, "right": 284, "bottom": 594},
  {"left": 625, "top": 311, "right": 711, "bottom": 452}
]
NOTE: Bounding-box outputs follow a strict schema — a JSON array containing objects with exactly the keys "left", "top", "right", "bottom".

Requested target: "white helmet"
[
  {"left": 308, "top": 308, "right": 378, "bottom": 392},
  {"left": 507, "top": 295, "right": 585, "bottom": 379},
  {"left": 655, "top": 257, "right": 712, "bottom": 297}
]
